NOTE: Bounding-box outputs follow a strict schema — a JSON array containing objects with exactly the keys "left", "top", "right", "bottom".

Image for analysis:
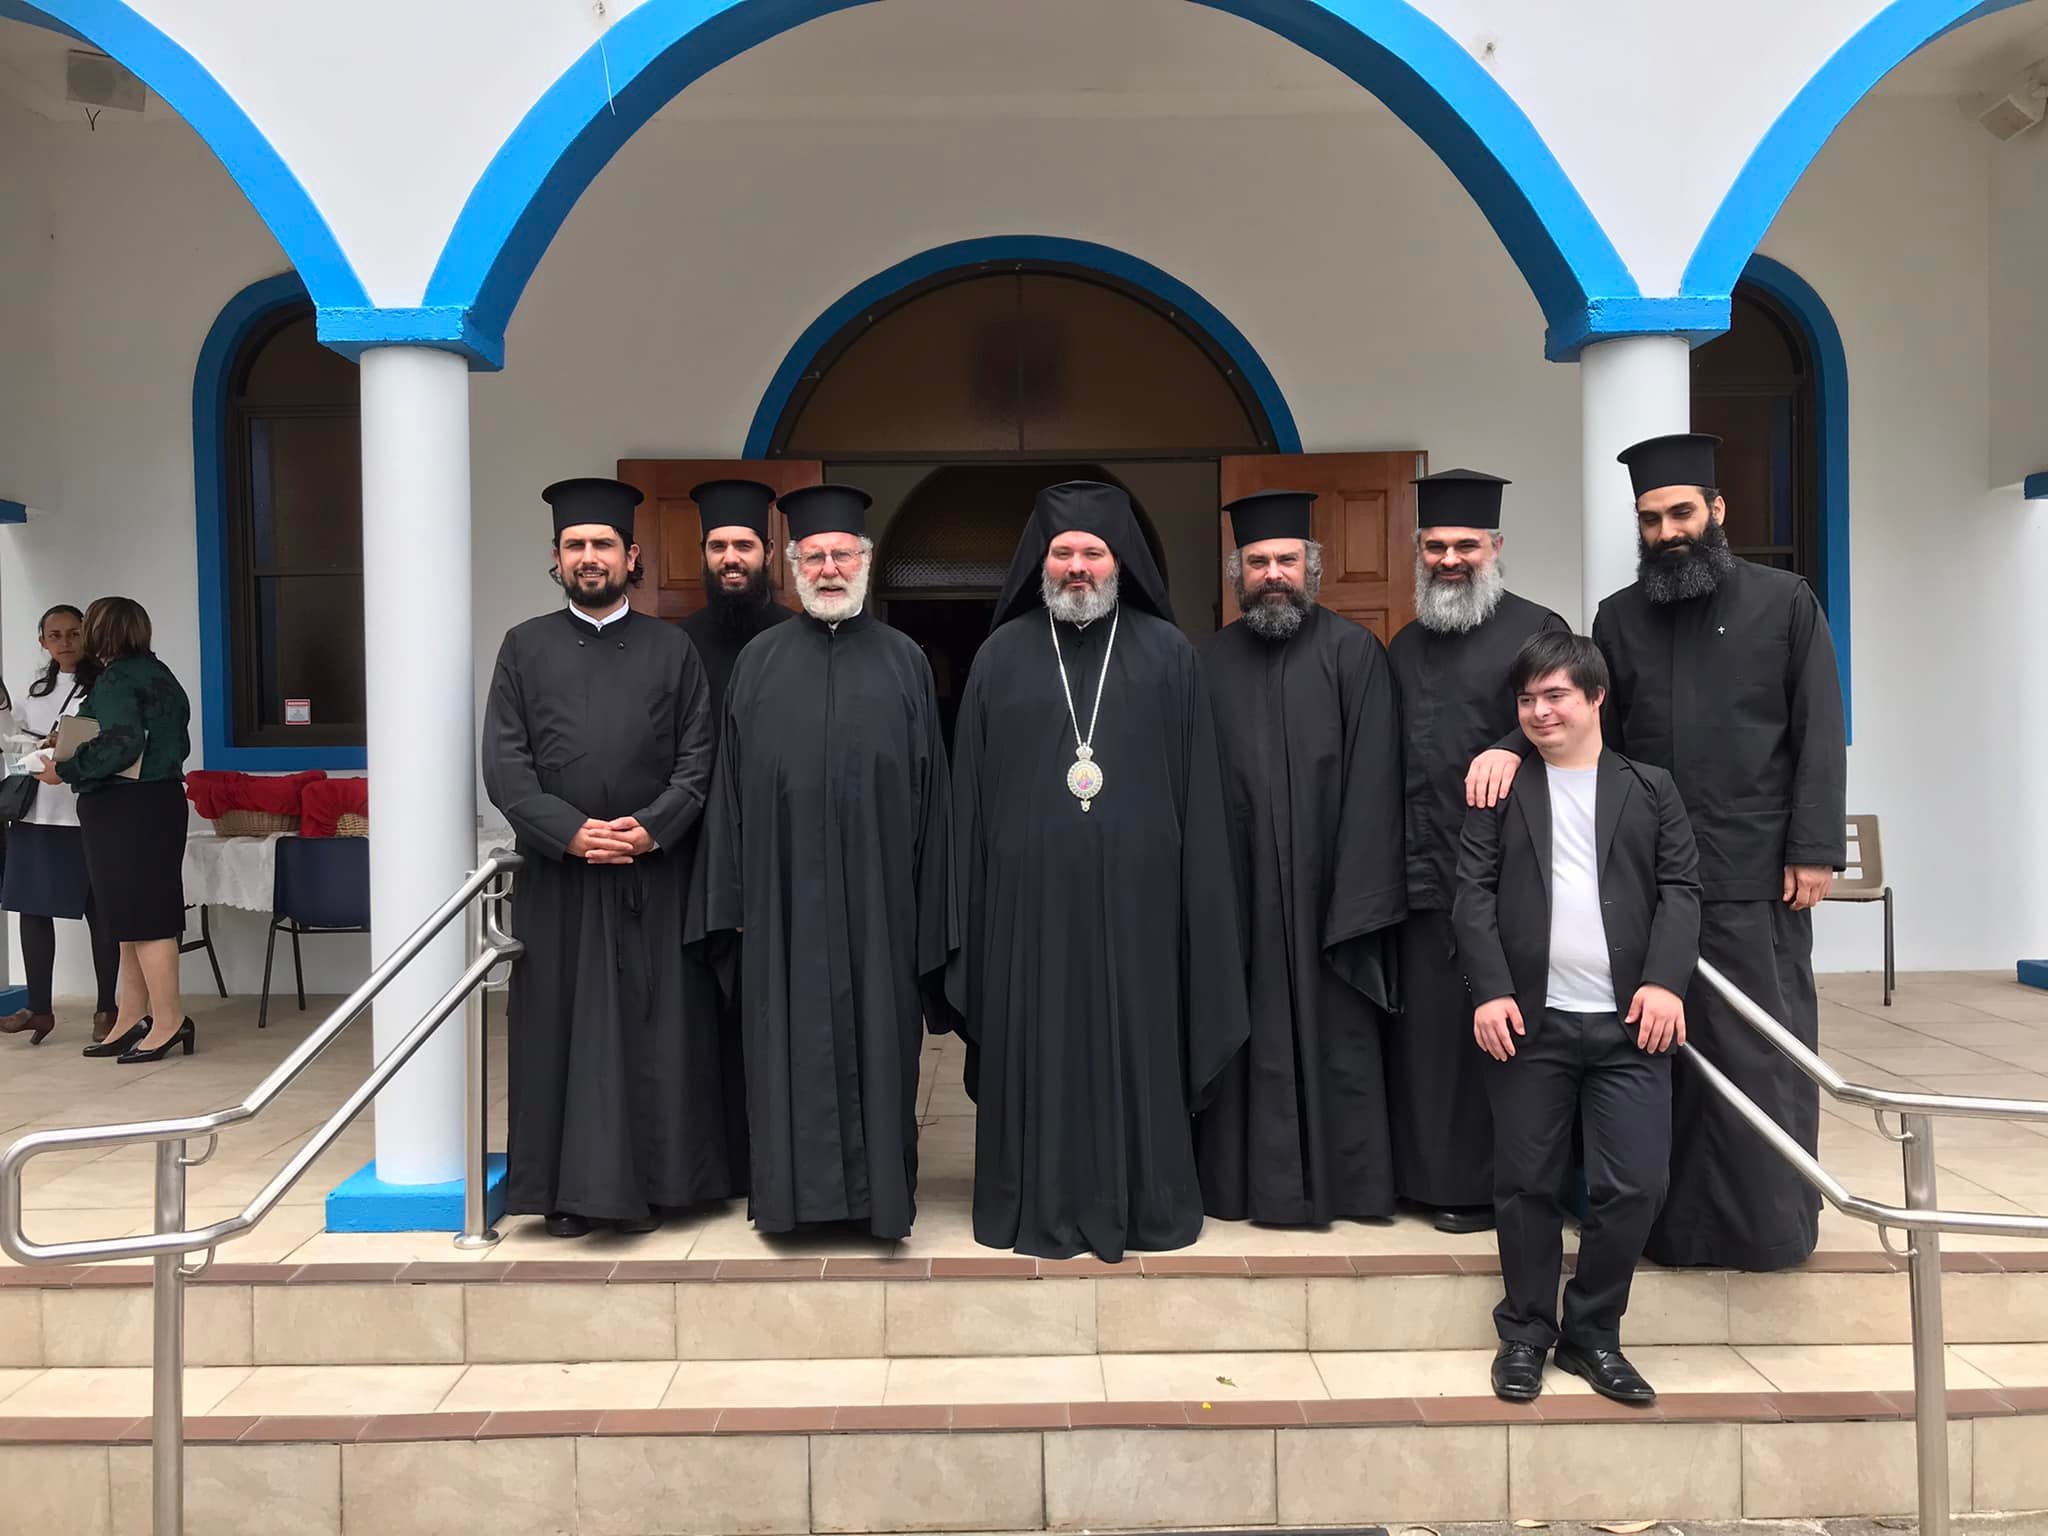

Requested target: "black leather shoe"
[
  {"left": 1434, "top": 1205, "right": 1496, "bottom": 1234},
  {"left": 543, "top": 1212, "right": 591, "bottom": 1238},
  {"left": 613, "top": 1213, "right": 662, "bottom": 1235},
  {"left": 1553, "top": 1342, "right": 1656, "bottom": 1405},
  {"left": 1491, "top": 1341, "right": 1545, "bottom": 1402},
  {"left": 84, "top": 1017, "right": 150, "bottom": 1058},
  {"left": 117, "top": 1017, "right": 195, "bottom": 1064}
]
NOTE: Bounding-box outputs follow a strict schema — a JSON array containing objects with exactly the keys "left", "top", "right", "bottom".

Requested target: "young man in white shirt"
[{"left": 1453, "top": 631, "right": 1701, "bottom": 1406}]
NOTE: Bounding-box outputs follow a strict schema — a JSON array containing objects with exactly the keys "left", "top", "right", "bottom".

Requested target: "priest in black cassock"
[
  {"left": 483, "top": 477, "right": 734, "bottom": 1238},
  {"left": 1387, "top": 471, "right": 1567, "bottom": 1233},
  {"left": 1470, "top": 434, "right": 1846, "bottom": 1270},
  {"left": 947, "top": 480, "right": 1250, "bottom": 1261},
  {"left": 677, "top": 478, "right": 794, "bottom": 725},
  {"left": 1194, "top": 490, "right": 1407, "bottom": 1226},
  {"left": 691, "top": 483, "right": 953, "bottom": 1240}
]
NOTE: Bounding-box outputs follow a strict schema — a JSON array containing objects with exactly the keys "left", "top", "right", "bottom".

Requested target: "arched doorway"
[{"left": 764, "top": 258, "right": 1277, "bottom": 740}]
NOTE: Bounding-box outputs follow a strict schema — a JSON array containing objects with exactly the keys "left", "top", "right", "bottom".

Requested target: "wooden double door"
[{"left": 618, "top": 451, "right": 1420, "bottom": 643}]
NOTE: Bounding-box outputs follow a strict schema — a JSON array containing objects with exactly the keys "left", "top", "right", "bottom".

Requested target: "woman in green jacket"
[{"left": 35, "top": 596, "right": 196, "bottom": 1063}]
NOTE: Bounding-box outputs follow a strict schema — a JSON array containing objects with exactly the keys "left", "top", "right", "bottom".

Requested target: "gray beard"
[
  {"left": 1638, "top": 518, "right": 1738, "bottom": 604},
  {"left": 1042, "top": 567, "right": 1120, "bottom": 625},
  {"left": 797, "top": 561, "right": 871, "bottom": 622},
  {"left": 1238, "top": 583, "right": 1312, "bottom": 641},
  {"left": 1413, "top": 556, "right": 1506, "bottom": 634}
]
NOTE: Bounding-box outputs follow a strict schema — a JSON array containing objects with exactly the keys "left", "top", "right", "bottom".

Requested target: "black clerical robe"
[
  {"left": 482, "top": 608, "right": 734, "bottom": 1222},
  {"left": 1195, "top": 605, "right": 1408, "bottom": 1225},
  {"left": 948, "top": 609, "right": 1250, "bottom": 1260},
  {"left": 1386, "top": 591, "right": 1567, "bottom": 1210},
  {"left": 1591, "top": 560, "right": 1846, "bottom": 1271},
  {"left": 693, "top": 608, "right": 952, "bottom": 1240},
  {"left": 679, "top": 599, "right": 794, "bottom": 730}
]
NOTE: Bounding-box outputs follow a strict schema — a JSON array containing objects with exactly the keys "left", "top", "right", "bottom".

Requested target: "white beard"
[
  {"left": 1414, "top": 555, "right": 1506, "bottom": 634},
  {"left": 1042, "top": 567, "right": 1120, "bottom": 625},
  {"left": 797, "top": 560, "right": 871, "bottom": 622}
]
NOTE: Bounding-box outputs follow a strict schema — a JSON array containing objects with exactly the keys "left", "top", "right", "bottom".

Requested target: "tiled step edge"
[
  {"left": 6, "top": 1248, "right": 2044, "bottom": 1289},
  {"left": 3, "top": 1386, "right": 2046, "bottom": 1443}
]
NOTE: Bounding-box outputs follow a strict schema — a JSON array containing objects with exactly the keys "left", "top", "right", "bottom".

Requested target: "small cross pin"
[{"left": 1716, "top": 625, "right": 1726, "bottom": 635}]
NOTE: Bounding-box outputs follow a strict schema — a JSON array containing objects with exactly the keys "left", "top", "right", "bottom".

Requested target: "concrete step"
[
  {"left": 0, "top": 1347, "right": 2042, "bottom": 1533},
  {"left": 3, "top": 1252, "right": 2046, "bottom": 1369}
]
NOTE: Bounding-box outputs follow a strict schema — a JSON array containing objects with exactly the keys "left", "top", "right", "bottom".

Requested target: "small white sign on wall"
[{"left": 284, "top": 699, "right": 312, "bottom": 726}]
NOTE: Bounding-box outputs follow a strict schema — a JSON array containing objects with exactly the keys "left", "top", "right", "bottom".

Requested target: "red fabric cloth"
[
  {"left": 300, "top": 777, "right": 368, "bottom": 838},
  {"left": 184, "top": 769, "right": 326, "bottom": 820}
]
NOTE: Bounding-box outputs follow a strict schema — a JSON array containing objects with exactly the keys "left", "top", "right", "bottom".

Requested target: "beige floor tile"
[
  {"left": 1734, "top": 1343, "right": 1998, "bottom": 1392},
  {"left": 1946, "top": 1272, "right": 2048, "bottom": 1343},
  {"left": 1307, "top": 1274, "right": 1499, "bottom": 1350},
  {"left": 1100, "top": 1276, "right": 1308, "bottom": 1352},
  {"left": 1841, "top": 1046, "right": 2016, "bottom": 1076},
  {"left": 345, "top": 1439, "right": 576, "bottom": 1536},
  {"left": 578, "top": 1434, "right": 811, "bottom": 1536},
  {"left": 1509, "top": 1423, "right": 1741, "bottom": 1520},
  {"left": 465, "top": 1280, "right": 674, "bottom": 1364},
  {"left": 815, "top": 1430, "right": 1044, "bottom": 1533},
  {"left": 110, "top": 1441, "right": 340, "bottom": 1536},
  {"left": 274, "top": 1231, "right": 498, "bottom": 1265},
  {"left": 1100, "top": 1349, "right": 1326, "bottom": 1401},
  {"left": 438, "top": 1360, "right": 677, "bottom": 1412},
  {"left": 1912, "top": 1073, "right": 2048, "bottom": 1101},
  {"left": 3, "top": 1365, "right": 252, "bottom": 1416},
  {"left": 1314, "top": 1348, "right": 1498, "bottom": 1399},
  {"left": 1583, "top": 1344, "right": 1775, "bottom": 1393},
  {"left": 676, "top": 1278, "right": 885, "bottom": 1360},
  {"left": 0, "top": 1290, "right": 42, "bottom": 1367},
  {"left": 0, "top": 1367, "right": 45, "bottom": 1407},
  {"left": 885, "top": 1278, "right": 1094, "bottom": 1355},
  {"left": 1976, "top": 1413, "right": 2048, "bottom": 1510},
  {"left": 211, "top": 1363, "right": 463, "bottom": 1416},
  {"left": 661, "top": 1357, "right": 888, "bottom": 1408},
  {"left": 1045, "top": 1428, "right": 1274, "bottom": 1531},
  {"left": 1279, "top": 1425, "right": 1506, "bottom": 1524},
  {"left": 883, "top": 1353, "right": 1105, "bottom": 1403},
  {"left": 1728, "top": 1270, "right": 1909, "bottom": 1345},
  {"left": 1742, "top": 1419, "right": 1971, "bottom": 1518},
  {"left": 0, "top": 1445, "right": 112, "bottom": 1536},
  {"left": 42, "top": 1282, "right": 253, "bottom": 1367},
  {"left": 1951, "top": 1340, "right": 2048, "bottom": 1385}
]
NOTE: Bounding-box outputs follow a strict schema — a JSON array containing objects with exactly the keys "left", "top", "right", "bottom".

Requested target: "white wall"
[
  {"left": 1989, "top": 117, "right": 2048, "bottom": 490},
  {"left": 1760, "top": 95, "right": 2048, "bottom": 975},
  {"left": 5, "top": 83, "right": 2045, "bottom": 995}
]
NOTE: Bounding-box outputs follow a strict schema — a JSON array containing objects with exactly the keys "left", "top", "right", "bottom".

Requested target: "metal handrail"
[
  {"left": 1688, "top": 959, "right": 2048, "bottom": 1536},
  {"left": 0, "top": 848, "right": 524, "bottom": 1536}
]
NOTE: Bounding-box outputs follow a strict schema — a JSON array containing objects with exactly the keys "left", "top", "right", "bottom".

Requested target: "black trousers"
[{"left": 1488, "top": 1007, "right": 1671, "bottom": 1351}]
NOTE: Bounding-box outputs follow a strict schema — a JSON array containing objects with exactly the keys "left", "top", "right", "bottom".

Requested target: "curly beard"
[{"left": 1413, "top": 555, "right": 1506, "bottom": 634}]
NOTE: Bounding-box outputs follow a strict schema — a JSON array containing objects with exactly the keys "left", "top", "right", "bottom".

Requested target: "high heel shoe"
[
  {"left": 118, "top": 1017, "right": 196, "bottom": 1064},
  {"left": 0, "top": 1010, "right": 55, "bottom": 1045},
  {"left": 84, "top": 1017, "right": 150, "bottom": 1058}
]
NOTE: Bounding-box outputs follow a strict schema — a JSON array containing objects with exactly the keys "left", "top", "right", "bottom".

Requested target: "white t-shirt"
[
  {"left": 1545, "top": 762, "right": 1614, "bottom": 1011},
  {"left": 8, "top": 670, "right": 86, "bottom": 828}
]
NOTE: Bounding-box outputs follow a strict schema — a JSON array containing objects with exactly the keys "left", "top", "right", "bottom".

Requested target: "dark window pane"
[
  {"left": 240, "top": 313, "right": 360, "bottom": 406},
  {"left": 253, "top": 575, "right": 366, "bottom": 732},
  {"left": 1692, "top": 283, "right": 1818, "bottom": 586},
  {"left": 248, "top": 415, "right": 362, "bottom": 572}
]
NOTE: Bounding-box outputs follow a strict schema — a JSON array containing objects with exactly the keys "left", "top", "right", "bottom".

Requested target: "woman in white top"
[{"left": 0, "top": 605, "right": 120, "bottom": 1044}]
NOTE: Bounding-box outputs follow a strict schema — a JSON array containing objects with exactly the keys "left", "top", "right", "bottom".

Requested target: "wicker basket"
[
  {"left": 334, "top": 813, "right": 369, "bottom": 838},
  {"left": 210, "top": 810, "right": 299, "bottom": 838}
]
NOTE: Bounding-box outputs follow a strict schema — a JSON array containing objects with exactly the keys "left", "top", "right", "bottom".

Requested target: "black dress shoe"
[
  {"left": 84, "top": 1017, "right": 150, "bottom": 1058},
  {"left": 1491, "top": 1341, "right": 1545, "bottom": 1402},
  {"left": 118, "top": 1017, "right": 196, "bottom": 1064},
  {"left": 1553, "top": 1342, "right": 1656, "bottom": 1405},
  {"left": 1434, "top": 1205, "right": 1496, "bottom": 1234},
  {"left": 544, "top": 1212, "right": 591, "bottom": 1238},
  {"left": 613, "top": 1213, "right": 662, "bottom": 1235}
]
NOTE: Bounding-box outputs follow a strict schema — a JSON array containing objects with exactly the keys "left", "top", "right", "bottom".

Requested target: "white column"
[
  {"left": 358, "top": 346, "right": 475, "bottom": 1185},
  {"left": 1578, "top": 334, "right": 1692, "bottom": 629}
]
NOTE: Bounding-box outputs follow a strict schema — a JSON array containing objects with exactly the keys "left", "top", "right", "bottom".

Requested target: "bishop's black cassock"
[
  {"left": 692, "top": 603, "right": 953, "bottom": 1240},
  {"left": 947, "top": 481, "right": 1249, "bottom": 1260},
  {"left": 1386, "top": 590, "right": 1566, "bottom": 1210},
  {"left": 1591, "top": 557, "right": 1846, "bottom": 1270},
  {"left": 1196, "top": 594, "right": 1408, "bottom": 1225},
  {"left": 483, "top": 605, "right": 735, "bottom": 1222}
]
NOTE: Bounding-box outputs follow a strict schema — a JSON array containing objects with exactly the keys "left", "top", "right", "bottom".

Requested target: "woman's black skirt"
[
  {"left": 78, "top": 779, "right": 187, "bottom": 942},
  {"left": 0, "top": 821, "right": 90, "bottom": 919}
]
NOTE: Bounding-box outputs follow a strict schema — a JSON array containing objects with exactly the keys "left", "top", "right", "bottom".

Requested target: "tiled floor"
[
  {"left": 0, "top": 1340, "right": 2037, "bottom": 1416},
  {"left": 2, "top": 970, "right": 2045, "bottom": 1265}
]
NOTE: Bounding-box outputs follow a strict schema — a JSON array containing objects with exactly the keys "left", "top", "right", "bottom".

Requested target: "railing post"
[
  {"left": 1902, "top": 1112, "right": 1950, "bottom": 1536},
  {"left": 152, "top": 1139, "right": 187, "bottom": 1536},
  {"left": 456, "top": 892, "right": 499, "bottom": 1250}
]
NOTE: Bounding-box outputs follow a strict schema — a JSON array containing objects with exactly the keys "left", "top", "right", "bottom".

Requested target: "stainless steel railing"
[
  {"left": 1688, "top": 958, "right": 2048, "bottom": 1536},
  {"left": 0, "top": 849, "right": 522, "bottom": 1536}
]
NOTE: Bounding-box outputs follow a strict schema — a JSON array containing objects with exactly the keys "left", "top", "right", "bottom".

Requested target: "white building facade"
[{"left": 2, "top": 0, "right": 2045, "bottom": 1195}]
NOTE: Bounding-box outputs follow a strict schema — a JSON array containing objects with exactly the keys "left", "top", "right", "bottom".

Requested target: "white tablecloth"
[{"left": 182, "top": 822, "right": 516, "bottom": 913}]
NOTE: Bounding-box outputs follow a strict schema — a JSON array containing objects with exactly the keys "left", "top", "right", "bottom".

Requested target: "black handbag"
[{"left": 0, "top": 772, "right": 36, "bottom": 825}]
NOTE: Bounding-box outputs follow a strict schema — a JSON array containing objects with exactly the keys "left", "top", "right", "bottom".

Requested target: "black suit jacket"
[{"left": 1453, "top": 748, "right": 1702, "bottom": 1015}]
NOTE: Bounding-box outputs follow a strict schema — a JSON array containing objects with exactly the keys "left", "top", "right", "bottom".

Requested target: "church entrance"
[{"left": 622, "top": 256, "right": 1424, "bottom": 746}]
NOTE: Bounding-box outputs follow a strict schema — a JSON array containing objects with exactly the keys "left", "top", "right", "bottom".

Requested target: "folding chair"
[
  {"left": 260, "top": 835, "right": 370, "bottom": 1028},
  {"left": 1825, "top": 814, "right": 1894, "bottom": 1006}
]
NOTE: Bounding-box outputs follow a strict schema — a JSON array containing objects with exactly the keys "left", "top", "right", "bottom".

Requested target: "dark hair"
[
  {"left": 79, "top": 597, "right": 153, "bottom": 681},
  {"left": 1510, "top": 630, "right": 1609, "bottom": 700},
  {"left": 27, "top": 604, "right": 85, "bottom": 699}
]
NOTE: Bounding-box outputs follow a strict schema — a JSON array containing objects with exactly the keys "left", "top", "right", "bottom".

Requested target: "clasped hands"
[
  {"left": 567, "top": 817, "right": 654, "bottom": 864},
  {"left": 1473, "top": 985, "right": 1686, "bottom": 1062}
]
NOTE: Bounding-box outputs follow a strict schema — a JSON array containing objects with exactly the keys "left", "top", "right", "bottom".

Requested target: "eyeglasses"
[{"left": 799, "top": 548, "right": 866, "bottom": 572}]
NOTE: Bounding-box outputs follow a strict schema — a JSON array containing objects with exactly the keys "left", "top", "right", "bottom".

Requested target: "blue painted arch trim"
[
  {"left": 193, "top": 273, "right": 367, "bottom": 772},
  {"left": 424, "top": 0, "right": 1638, "bottom": 366},
  {"left": 0, "top": 1, "right": 367, "bottom": 312},
  {"left": 1741, "top": 254, "right": 1852, "bottom": 742},
  {"left": 1685, "top": 0, "right": 2033, "bottom": 300},
  {"left": 744, "top": 237, "right": 1302, "bottom": 459}
]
